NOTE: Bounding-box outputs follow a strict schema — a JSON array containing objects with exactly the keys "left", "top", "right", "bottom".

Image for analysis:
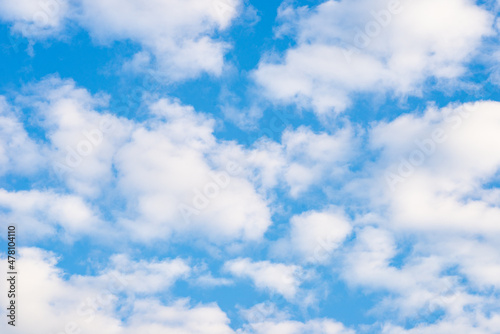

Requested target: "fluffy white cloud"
[
  {"left": 12, "top": 77, "right": 272, "bottom": 244},
  {"left": 20, "top": 77, "right": 133, "bottom": 198},
  {"left": 226, "top": 125, "right": 357, "bottom": 198},
  {"left": 122, "top": 298, "right": 235, "bottom": 334},
  {"left": 265, "top": 100, "right": 500, "bottom": 332},
  {"left": 363, "top": 101, "right": 500, "bottom": 234},
  {"left": 0, "top": 189, "right": 102, "bottom": 241},
  {"left": 272, "top": 208, "right": 352, "bottom": 263},
  {"left": 254, "top": 43, "right": 388, "bottom": 113},
  {"left": 0, "top": 248, "right": 234, "bottom": 334},
  {"left": 339, "top": 227, "right": 499, "bottom": 324},
  {"left": 254, "top": 0, "right": 494, "bottom": 113},
  {"left": 0, "top": 0, "right": 69, "bottom": 38},
  {"left": 0, "top": 248, "right": 356, "bottom": 334},
  {"left": 436, "top": 238, "right": 500, "bottom": 290},
  {"left": 3, "top": 1, "right": 500, "bottom": 332},
  {"left": 0, "top": 0, "right": 241, "bottom": 79},
  {"left": 76, "top": 254, "right": 191, "bottom": 295},
  {"left": 75, "top": 0, "right": 241, "bottom": 80},
  {"left": 334, "top": 101, "right": 500, "bottom": 323},
  {"left": 0, "top": 97, "right": 43, "bottom": 175},
  {"left": 114, "top": 98, "right": 271, "bottom": 243},
  {"left": 280, "top": 126, "right": 356, "bottom": 196},
  {"left": 224, "top": 258, "right": 309, "bottom": 299}
]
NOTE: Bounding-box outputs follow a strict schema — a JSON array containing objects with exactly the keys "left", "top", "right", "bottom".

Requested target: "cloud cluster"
[
  {"left": 76, "top": 0, "right": 241, "bottom": 80},
  {"left": 0, "top": 0, "right": 241, "bottom": 79},
  {"left": 3, "top": 76, "right": 500, "bottom": 332},
  {"left": 1, "top": 0, "right": 500, "bottom": 329},
  {"left": 237, "top": 99, "right": 500, "bottom": 330},
  {"left": 0, "top": 247, "right": 234, "bottom": 334},
  {"left": 0, "top": 77, "right": 272, "bottom": 244},
  {"left": 254, "top": 0, "right": 494, "bottom": 114},
  {"left": 365, "top": 101, "right": 500, "bottom": 234},
  {"left": 333, "top": 101, "right": 500, "bottom": 329},
  {"left": 0, "top": 248, "right": 354, "bottom": 334},
  {"left": 228, "top": 125, "right": 358, "bottom": 198}
]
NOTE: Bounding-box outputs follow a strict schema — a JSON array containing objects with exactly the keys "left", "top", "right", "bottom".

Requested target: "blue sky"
[{"left": 1, "top": 0, "right": 500, "bottom": 333}]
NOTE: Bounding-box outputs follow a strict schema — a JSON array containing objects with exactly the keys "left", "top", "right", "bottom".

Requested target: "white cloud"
[
  {"left": 363, "top": 101, "right": 500, "bottom": 234},
  {"left": 0, "top": 189, "right": 102, "bottom": 241},
  {"left": 123, "top": 298, "right": 235, "bottom": 334},
  {"left": 254, "top": 43, "right": 388, "bottom": 113},
  {"left": 224, "top": 258, "right": 309, "bottom": 299},
  {"left": 228, "top": 125, "right": 357, "bottom": 198},
  {"left": 20, "top": 77, "right": 133, "bottom": 198},
  {"left": 239, "top": 302, "right": 290, "bottom": 324},
  {"left": 3, "top": 247, "right": 497, "bottom": 334},
  {"left": 86, "top": 254, "right": 191, "bottom": 295},
  {"left": 75, "top": 0, "right": 241, "bottom": 80},
  {"left": 12, "top": 77, "right": 272, "bottom": 244},
  {"left": 254, "top": 0, "right": 494, "bottom": 114},
  {"left": 381, "top": 315, "right": 500, "bottom": 334},
  {"left": 0, "top": 248, "right": 355, "bottom": 334},
  {"left": 0, "top": 248, "right": 234, "bottom": 334},
  {"left": 0, "top": 247, "right": 121, "bottom": 334},
  {"left": 0, "top": 97, "right": 43, "bottom": 175},
  {"left": 238, "top": 302, "right": 354, "bottom": 333},
  {"left": 272, "top": 208, "right": 352, "bottom": 264},
  {"left": 325, "top": 100, "right": 500, "bottom": 329},
  {"left": 0, "top": 0, "right": 69, "bottom": 38},
  {"left": 0, "top": 0, "right": 241, "bottom": 79},
  {"left": 190, "top": 262, "right": 233, "bottom": 287},
  {"left": 192, "top": 274, "right": 234, "bottom": 288},
  {"left": 340, "top": 227, "right": 485, "bottom": 320},
  {"left": 439, "top": 238, "right": 500, "bottom": 290},
  {"left": 238, "top": 313, "right": 354, "bottom": 334},
  {"left": 280, "top": 126, "right": 356, "bottom": 196},
  {"left": 114, "top": 98, "right": 272, "bottom": 243},
  {"left": 3, "top": 1, "right": 500, "bottom": 332}
]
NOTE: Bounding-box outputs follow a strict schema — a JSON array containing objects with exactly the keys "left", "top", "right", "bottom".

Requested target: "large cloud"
[
  {"left": 0, "top": 248, "right": 362, "bottom": 333},
  {"left": 0, "top": 0, "right": 69, "bottom": 38},
  {"left": 75, "top": 0, "right": 241, "bottom": 80},
  {"left": 333, "top": 101, "right": 500, "bottom": 328},
  {"left": 113, "top": 98, "right": 272, "bottom": 242},
  {"left": 363, "top": 101, "right": 500, "bottom": 234},
  {"left": 254, "top": 0, "right": 494, "bottom": 114},
  {"left": 0, "top": 0, "right": 241, "bottom": 80},
  {"left": 7, "top": 77, "right": 272, "bottom": 244},
  {"left": 0, "top": 247, "right": 234, "bottom": 334},
  {"left": 18, "top": 77, "right": 133, "bottom": 198}
]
